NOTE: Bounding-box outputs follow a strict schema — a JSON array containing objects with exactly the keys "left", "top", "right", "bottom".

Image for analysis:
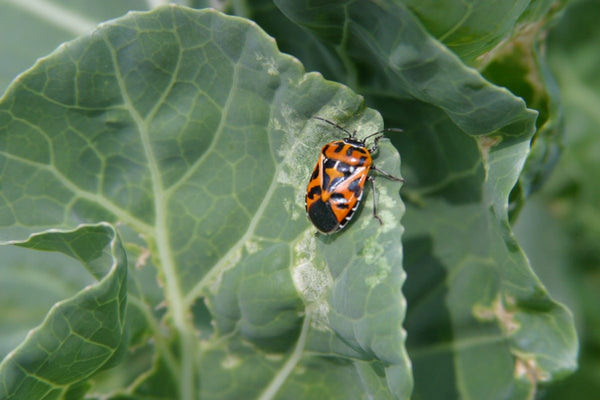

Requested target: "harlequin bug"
[{"left": 305, "top": 116, "right": 403, "bottom": 234}]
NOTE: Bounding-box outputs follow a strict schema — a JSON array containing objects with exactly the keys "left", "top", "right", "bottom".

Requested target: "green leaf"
[
  {"left": 401, "top": 0, "right": 531, "bottom": 63},
  {"left": 0, "top": 0, "right": 154, "bottom": 95},
  {"left": 0, "top": 6, "right": 410, "bottom": 399},
  {"left": 259, "top": 1, "right": 578, "bottom": 398},
  {"left": 395, "top": 103, "right": 576, "bottom": 400},
  {"left": 480, "top": 12, "right": 566, "bottom": 219},
  {"left": 229, "top": 0, "right": 344, "bottom": 81},
  {"left": 0, "top": 223, "right": 127, "bottom": 399}
]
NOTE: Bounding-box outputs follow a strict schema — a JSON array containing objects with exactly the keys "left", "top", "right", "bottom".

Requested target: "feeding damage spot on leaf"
[
  {"left": 291, "top": 230, "right": 333, "bottom": 331},
  {"left": 515, "top": 356, "right": 550, "bottom": 382},
  {"left": 473, "top": 294, "right": 520, "bottom": 334},
  {"left": 514, "top": 355, "right": 551, "bottom": 399},
  {"left": 477, "top": 135, "right": 503, "bottom": 163}
]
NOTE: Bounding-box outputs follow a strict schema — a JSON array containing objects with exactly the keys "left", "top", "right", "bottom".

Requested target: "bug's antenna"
[
  {"left": 363, "top": 127, "right": 403, "bottom": 142},
  {"left": 312, "top": 116, "right": 354, "bottom": 139}
]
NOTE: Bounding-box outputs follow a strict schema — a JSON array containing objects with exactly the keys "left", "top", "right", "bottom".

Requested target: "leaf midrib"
[{"left": 102, "top": 25, "right": 197, "bottom": 398}]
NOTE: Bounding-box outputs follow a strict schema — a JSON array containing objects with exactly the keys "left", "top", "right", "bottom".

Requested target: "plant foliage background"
[{"left": 0, "top": 0, "right": 597, "bottom": 399}]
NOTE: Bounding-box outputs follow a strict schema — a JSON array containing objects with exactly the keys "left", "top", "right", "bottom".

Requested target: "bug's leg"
[
  {"left": 369, "top": 176, "right": 383, "bottom": 225},
  {"left": 372, "top": 165, "right": 405, "bottom": 182}
]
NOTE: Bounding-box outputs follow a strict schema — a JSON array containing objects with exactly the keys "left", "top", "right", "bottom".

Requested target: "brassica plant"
[{"left": 1, "top": 1, "right": 596, "bottom": 399}]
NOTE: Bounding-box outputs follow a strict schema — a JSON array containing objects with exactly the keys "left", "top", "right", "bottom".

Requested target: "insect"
[{"left": 305, "top": 116, "right": 403, "bottom": 234}]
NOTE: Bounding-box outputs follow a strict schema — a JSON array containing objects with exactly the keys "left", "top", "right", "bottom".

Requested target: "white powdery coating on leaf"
[
  {"left": 273, "top": 105, "right": 315, "bottom": 210},
  {"left": 283, "top": 198, "right": 301, "bottom": 220},
  {"left": 362, "top": 236, "right": 392, "bottom": 288},
  {"left": 377, "top": 186, "right": 395, "bottom": 208},
  {"left": 376, "top": 186, "right": 398, "bottom": 232},
  {"left": 255, "top": 52, "right": 279, "bottom": 76},
  {"left": 310, "top": 302, "right": 331, "bottom": 331},
  {"left": 291, "top": 230, "right": 333, "bottom": 331}
]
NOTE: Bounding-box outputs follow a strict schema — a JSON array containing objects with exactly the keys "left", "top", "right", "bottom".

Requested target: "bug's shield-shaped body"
[{"left": 305, "top": 139, "right": 372, "bottom": 234}]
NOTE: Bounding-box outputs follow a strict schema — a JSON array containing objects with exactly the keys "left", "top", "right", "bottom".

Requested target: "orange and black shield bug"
[{"left": 305, "top": 116, "right": 403, "bottom": 234}]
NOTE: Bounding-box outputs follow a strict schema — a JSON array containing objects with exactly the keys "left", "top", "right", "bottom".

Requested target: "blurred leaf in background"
[
  {"left": 0, "top": 0, "right": 147, "bottom": 92},
  {"left": 514, "top": 0, "right": 600, "bottom": 398}
]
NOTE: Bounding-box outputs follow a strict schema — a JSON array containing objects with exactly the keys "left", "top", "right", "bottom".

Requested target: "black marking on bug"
[
  {"left": 346, "top": 145, "right": 367, "bottom": 157},
  {"left": 311, "top": 164, "right": 319, "bottom": 180},
  {"left": 333, "top": 142, "right": 346, "bottom": 153},
  {"left": 324, "top": 159, "right": 337, "bottom": 169},
  {"left": 335, "top": 161, "right": 353, "bottom": 176},
  {"left": 348, "top": 177, "right": 363, "bottom": 197},
  {"left": 307, "top": 200, "right": 339, "bottom": 233},
  {"left": 330, "top": 193, "right": 349, "bottom": 209},
  {"left": 358, "top": 156, "right": 368, "bottom": 166},
  {"left": 344, "top": 138, "right": 364, "bottom": 147},
  {"left": 322, "top": 158, "right": 336, "bottom": 188},
  {"left": 307, "top": 185, "right": 321, "bottom": 199}
]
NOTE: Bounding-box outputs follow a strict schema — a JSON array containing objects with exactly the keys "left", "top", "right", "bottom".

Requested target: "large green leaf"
[
  {"left": 251, "top": 0, "right": 579, "bottom": 398},
  {"left": 0, "top": 6, "right": 410, "bottom": 399},
  {"left": 0, "top": 223, "right": 127, "bottom": 399}
]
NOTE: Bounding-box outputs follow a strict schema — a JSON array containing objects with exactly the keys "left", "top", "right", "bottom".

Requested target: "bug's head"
[
  {"left": 343, "top": 137, "right": 366, "bottom": 147},
  {"left": 312, "top": 116, "right": 402, "bottom": 150}
]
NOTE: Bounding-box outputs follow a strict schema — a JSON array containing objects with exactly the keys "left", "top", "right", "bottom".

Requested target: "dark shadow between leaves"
[{"left": 403, "top": 235, "right": 459, "bottom": 399}]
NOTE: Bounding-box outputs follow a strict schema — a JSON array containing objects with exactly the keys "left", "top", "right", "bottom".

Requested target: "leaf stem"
[
  {"left": 258, "top": 311, "right": 312, "bottom": 400},
  {"left": 127, "top": 295, "right": 180, "bottom": 377},
  {"left": 4, "top": 0, "right": 96, "bottom": 35}
]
